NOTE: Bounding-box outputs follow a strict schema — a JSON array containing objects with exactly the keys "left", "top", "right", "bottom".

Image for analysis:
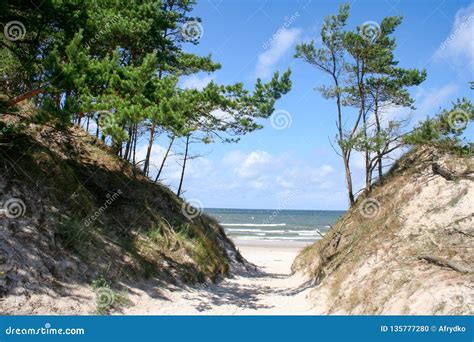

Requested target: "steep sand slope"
[
  {"left": 0, "top": 113, "right": 245, "bottom": 314},
  {"left": 292, "top": 148, "right": 473, "bottom": 314}
]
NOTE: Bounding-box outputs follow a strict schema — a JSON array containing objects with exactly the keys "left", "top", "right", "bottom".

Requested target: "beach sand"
[
  {"left": 235, "top": 239, "right": 309, "bottom": 274},
  {"left": 123, "top": 239, "right": 317, "bottom": 315}
]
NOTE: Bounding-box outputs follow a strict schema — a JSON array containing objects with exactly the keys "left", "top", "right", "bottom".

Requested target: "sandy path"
[{"left": 123, "top": 240, "right": 316, "bottom": 315}]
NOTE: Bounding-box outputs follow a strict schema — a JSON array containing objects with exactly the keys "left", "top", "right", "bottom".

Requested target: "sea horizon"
[
  {"left": 205, "top": 207, "right": 347, "bottom": 212},
  {"left": 204, "top": 208, "right": 345, "bottom": 242}
]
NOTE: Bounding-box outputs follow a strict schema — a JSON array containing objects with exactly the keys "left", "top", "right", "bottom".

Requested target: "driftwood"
[
  {"left": 453, "top": 227, "right": 474, "bottom": 238},
  {"left": 431, "top": 163, "right": 456, "bottom": 181},
  {"left": 432, "top": 162, "right": 474, "bottom": 181},
  {"left": 419, "top": 254, "right": 472, "bottom": 274}
]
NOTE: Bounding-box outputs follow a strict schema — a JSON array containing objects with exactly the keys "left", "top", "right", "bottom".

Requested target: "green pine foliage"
[
  {"left": 1, "top": 0, "right": 292, "bottom": 182},
  {"left": 295, "top": 3, "right": 429, "bottom": 198},
  {"left": 404, "top": 98, "right": 474, "bottom": 154}
]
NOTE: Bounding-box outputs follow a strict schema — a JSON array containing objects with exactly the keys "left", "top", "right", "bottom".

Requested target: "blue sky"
[{"left": 137, "top": 0, "right": 474, "bottom": 210}]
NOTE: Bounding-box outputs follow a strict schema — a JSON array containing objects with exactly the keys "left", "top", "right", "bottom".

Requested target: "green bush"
[{"left": 404, "top": 98, "right": 473, "bottom": 154}]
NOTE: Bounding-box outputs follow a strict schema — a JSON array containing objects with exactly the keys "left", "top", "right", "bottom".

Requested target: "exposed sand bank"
[{"left": 123, "top": 239, "right": 317, "bottom": 315}]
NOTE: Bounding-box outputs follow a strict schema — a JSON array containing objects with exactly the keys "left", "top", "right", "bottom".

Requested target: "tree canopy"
[{"left": 1, "top": 0, "right": 292, "bottom": 192}]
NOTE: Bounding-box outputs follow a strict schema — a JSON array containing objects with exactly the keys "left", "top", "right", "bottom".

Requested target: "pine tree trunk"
[
  {"left": 124, "top": 125, "right": 133, "bottom": 161},
  {"left": 374, "top": 100, "right": 383, "bottom": 183},
  {"left": 378, "top": 158, "right": 383, "bottom": 182},
  {"left": 132, "top": 124, "right": 138, "bottom": 165},
  {"left": 143, "top": 123, "right": 156, "bottom": 176},
  {"left": 96, "top": 114, "right": 100, "bottom": 139},
  {"left": 177, "top": 135, "right": 190, "bottom": 197},
  {"left": 358, "top": 65, "right": 371, "bottom": 193},
  {"left": 334, "top": 75, "right": 355, "bottom": 207},
  {"left": 343, "top": 153, "right": 355, "bottom": 206},
  {"left": 155, "top": 135, "right": 174, "bottom": 182},
  {"left": 6, "top": 88, "right": 44, "bottom": 107},
  {"left": 362, "top": 112, "right": 371, "bottom": 192}
]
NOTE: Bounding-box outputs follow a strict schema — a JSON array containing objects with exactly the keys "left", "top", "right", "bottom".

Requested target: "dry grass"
[
  {"left": 292, "top": 146, "right": 474, "bottom": 314},
  {"left": 0, "top": 121, "right": 239, "bottom": 303}
]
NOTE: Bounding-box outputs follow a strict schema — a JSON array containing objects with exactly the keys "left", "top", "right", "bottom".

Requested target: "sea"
[{"left": 204, "top": 208, "right": 345, "bottom": 243}]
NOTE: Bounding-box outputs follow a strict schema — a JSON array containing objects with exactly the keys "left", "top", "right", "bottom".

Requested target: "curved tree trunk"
[
  {"left": 155, "top": 135, "right": 175, "bottom": 182},
  {"left": 143, "top": 123, "right": 156, "bottom": 176},
  {"left": 177, "top": 134, "right": 190, "bottom": 197},
  {"left": 6, "top": 88, "right": 45, "bottom": 107}
]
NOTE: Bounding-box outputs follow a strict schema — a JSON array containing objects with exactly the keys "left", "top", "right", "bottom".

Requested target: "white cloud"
[
  {"left": 380, "top": 83, "right": 459, "bottom": 126},
  {"left": 415, "top": 83, "right": 459, "bottom": 117},
  {"left": 180, "top": 74, "right": 214, "bottom": 90},
  {"left": 210, "top": 109, "right": 234, "bottom": 122},
  {"left": 133, "top": 144, "right": 344, "bottom": 209},
  {"left": 221, "top": 149, "right": 337, "bottom": 194},
  {"left": 435, "top": 3, "right": 474, "bottom": 70},
  {"left": 235, "top": 150, "right": 272, "bottom": 179},
  {"left": 135, "top": 140, "right": 213, "bottom": 189},
  {"left": 255, "top": 28, "right": 302, "bottom": 79}
]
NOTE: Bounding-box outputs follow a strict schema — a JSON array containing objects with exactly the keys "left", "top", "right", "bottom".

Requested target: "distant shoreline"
[
  {"left": 206, "top": 208, "right": 340, "bottom": 243},
  {"left": 205, "top": 207, "right": 347, "bottom": 212},
  {"left": 233, "top": 237, "right": 313, "bottom": 250}
]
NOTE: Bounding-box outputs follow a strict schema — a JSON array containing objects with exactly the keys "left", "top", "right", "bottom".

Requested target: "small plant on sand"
[
  {"left": 56, "top": 218, "right": 94, "bottom": 255},
  {"left": 91, "top": 275, "right": 130, "bottom": 315},
  {"left": 433, "top": 301, "right": 447, "bottom": 314}
]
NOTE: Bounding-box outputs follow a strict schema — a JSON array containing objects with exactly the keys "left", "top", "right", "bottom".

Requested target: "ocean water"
[{"left": 205, "top": 208, "right": 345, "bottom": 242}]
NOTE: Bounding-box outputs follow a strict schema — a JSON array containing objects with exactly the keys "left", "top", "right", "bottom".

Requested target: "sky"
[{"left": 137, "top": 0, "right": 474, "bottom": 211}]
